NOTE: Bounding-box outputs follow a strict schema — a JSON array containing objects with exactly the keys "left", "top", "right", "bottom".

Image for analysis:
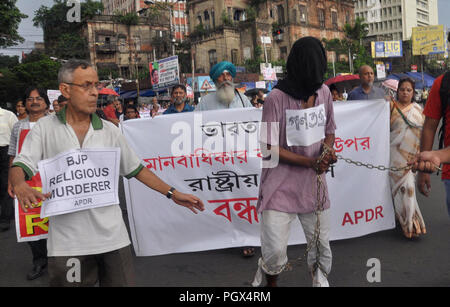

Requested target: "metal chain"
[
  {"left": 284, "top": 146, "right": 417, "bottom": 277},
  {"left": 336, "top": 154, "right": 414, "bottom": 172},
  {"left": 282, "top": 145, "right": 439, "bottom": 278},
  {"left": 284, "top": 145, "right": 330, "bottom": 277}
]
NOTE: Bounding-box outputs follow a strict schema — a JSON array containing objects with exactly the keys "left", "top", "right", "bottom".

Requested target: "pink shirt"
[{"left": 257, "top": 86, "right": 336, "bottom": 214}]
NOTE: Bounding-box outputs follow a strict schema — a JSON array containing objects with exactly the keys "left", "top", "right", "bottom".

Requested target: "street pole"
[{"left": 332, "top": 52, "right": 336, "bottom": 77}]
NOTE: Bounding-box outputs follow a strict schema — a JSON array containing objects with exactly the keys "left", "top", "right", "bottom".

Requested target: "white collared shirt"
[
  {"left": 0, "top": 107, "right": 18, "bottom": 146},
  {"left": 13, "top": 109, "right": 143, "bottom": 256}
]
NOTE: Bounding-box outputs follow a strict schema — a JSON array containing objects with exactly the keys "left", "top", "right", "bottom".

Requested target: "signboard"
[
  {"left": 411, "top": 65, "right": 418, "bottom": 73},
  {"left": 15, "top": 129, "right": 48, "bottom": 242},
  {"left": 412, "top": 25, "right": 446, "bottom": 55},
  {"left": 376, "top": 63, "right": 386, "bottom": 79},
  {"left": 186, "top": 76, "right": 216, "bottom": 92},
  {"left": 263, "top": 67, "right": 277, "bottom": 81},
  {"left": 149, "top": 56, "right": 180, "bottom": 90},
  {"left": 255, "top": 81, "right": 266, "bottom": 89},
  {"left": 371, "top": 41, "right": 403, "bottom": 58},
  {"left": 47, "top": 90, "right": 62, "bottom": 110},
  {"left": 260, "top": 36, "right": 272, "bottom": 44},
  {"left": 38, "top": 148, "right": 121, "bottom": 218},
  {"left": 260, "top": 63, "right": 272, "bottom": 74}
]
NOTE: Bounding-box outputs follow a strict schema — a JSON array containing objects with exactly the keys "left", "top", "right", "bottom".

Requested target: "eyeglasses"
[
  {"left": 66, "top": 82, "right": 101, "bottom": 92},
  {"left": 26, "top": 97, "right": 45, "bottom": 103}
]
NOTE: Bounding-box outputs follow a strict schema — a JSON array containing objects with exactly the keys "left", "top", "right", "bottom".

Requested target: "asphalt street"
[{"left": 1, "top": 169, "right": 449, "bottom": 288}]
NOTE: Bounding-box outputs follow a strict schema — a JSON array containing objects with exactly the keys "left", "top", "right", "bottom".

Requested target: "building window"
[
  {"left": 133, "top": 36, "right": 141, "bottom": 51},
  {"left": 299, "top": 5, "right": 307, "bottom": 24},
  {"left": 234, "top": 9, "right": 244, "bottom": 21},
  {"left": 291, "top": 9, "right": 297, "bottom": 24},
  {"left": 280, "top": 46, "right": 287, "bottom": 60},
  {"left": 277, "top": 5, "right": 285, "bottom": 24},
  {"left": 208, "top": 49, "right": 217, "bottom": 67},
  {"left": 318, "top": 9, "right": 325, "bottom": 29},
  {"left": 331, "top": 11, "right": 338, "bottom": 30},
  {"left": 231, "top": 49, "right": 238, "bottom": 64}
]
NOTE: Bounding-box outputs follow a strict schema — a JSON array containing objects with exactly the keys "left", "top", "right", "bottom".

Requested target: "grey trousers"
[{"left": 48, "top": 245, "right": 135, "bottom": 287}]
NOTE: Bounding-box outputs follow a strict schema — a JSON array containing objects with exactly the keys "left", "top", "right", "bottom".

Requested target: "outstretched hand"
[{"left": 171, "top": 190, "right": 205, "bottom": 214}]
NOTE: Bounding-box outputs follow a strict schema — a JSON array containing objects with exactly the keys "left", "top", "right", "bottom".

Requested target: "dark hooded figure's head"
[{"left": 275, "top": 37, "right": 327, "bottom": 102}]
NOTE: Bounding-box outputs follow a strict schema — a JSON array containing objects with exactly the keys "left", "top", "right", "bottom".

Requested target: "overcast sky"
[{"left": 1, "top": 0, "right": 450, "bottom": 59}]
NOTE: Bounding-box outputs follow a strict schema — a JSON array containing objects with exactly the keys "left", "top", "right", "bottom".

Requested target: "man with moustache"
[
  {"left": 347, "top": 65, "right": 385, "bottom": 101},
  {"left": 8, "top": 86, "right": 50, "bottom": 280},
  {"left": 194, "top": 61, "right": 253, "bottom": 111},
  {"left": 9, "top": 59, "right": 204, "bottom": 287},
  {"left": 163, "top": 84, "right": 194, "bottom": 114}
]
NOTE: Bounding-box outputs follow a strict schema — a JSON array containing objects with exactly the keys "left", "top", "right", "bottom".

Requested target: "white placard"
[
  {"left": 255, "top": 81, "right": 266, "bottom": 89},
  {"left": 285, "top": 104, "right": 326, "bottom": 146},
  {"left": 38, "top": 148, "right": 121, "bottom": 218}
]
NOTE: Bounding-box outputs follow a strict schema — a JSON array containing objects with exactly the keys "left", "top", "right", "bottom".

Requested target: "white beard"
[{"left": 216, "top": 82, "right": 236, "bottom": 105}]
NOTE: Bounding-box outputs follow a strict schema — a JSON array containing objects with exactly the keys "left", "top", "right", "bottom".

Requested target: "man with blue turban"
[{"left": 195, "top": 61, "right": 253, "bottom": 111}]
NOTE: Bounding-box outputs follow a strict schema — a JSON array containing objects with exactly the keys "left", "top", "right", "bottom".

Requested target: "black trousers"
[
  {"left": 28, "top": 239, "right": 48, "bottom": 267},
  {"left": 0, "top": 146, "right": 13, "bottom": 223},
  {"left": 48, "top": 246, "right": 135, "bottom": 287}
]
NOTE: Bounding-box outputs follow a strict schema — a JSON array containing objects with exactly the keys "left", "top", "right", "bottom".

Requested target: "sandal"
[{"left": 242, "top": 247, "right": 255, "bottom": 258}]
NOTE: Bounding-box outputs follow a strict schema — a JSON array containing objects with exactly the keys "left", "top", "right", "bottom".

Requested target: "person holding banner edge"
[
  {"left": 252, "top": 37, "right": 337, "bottom": 287},
  {"left": 9, "top": 59, "right": 204, "bottom": 287},
  {"left": 8, "top": 86, "right": 49, "bottom": 280}
]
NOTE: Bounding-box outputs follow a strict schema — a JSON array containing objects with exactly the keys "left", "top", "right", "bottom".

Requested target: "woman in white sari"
[{"left": 390, "top": 77, "right": 426, "bottom": 238}]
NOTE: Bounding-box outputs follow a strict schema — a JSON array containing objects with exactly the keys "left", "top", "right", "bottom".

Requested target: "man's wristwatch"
[{"left": 166, "top": 187, "right": 176, "bottom": 199}]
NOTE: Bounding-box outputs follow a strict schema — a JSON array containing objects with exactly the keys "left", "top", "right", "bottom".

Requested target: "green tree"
[
  {"left": 0, "top": 53, "right": 61, "bottom": 106},
  {"left": 0, "top": 0, "right": 28, "bottom": 48},
  {"left": 0, "top": 55, "right": 20, "bottom": 69},
  {"left": 343, "top": 17, "right": 373, "bottom": 73}
]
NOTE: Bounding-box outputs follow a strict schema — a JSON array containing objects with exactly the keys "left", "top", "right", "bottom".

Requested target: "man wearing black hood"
[{"left": 252, "top": 37, "right": 337, "bottom": 287}]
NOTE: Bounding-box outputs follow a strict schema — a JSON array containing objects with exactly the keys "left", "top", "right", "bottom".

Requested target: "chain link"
[
  {"left": 336, "top": 154, "right": 414, "bottom": 172},
  {"left": 284, "top": 147, "right": 415, "bottom": 277}
]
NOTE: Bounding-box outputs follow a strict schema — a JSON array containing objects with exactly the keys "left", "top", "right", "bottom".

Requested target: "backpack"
[{"left": 438, "top": 71, "right": 450, "bottom": 149}]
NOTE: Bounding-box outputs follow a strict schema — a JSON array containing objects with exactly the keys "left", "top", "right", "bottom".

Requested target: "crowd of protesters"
[{"left": 1, "top": 34, "right": 450, "bottom": 288}]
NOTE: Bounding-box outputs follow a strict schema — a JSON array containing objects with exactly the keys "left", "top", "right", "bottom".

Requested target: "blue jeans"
[{"left": 444, "top": 180, "right": 450, "bottom": 217}]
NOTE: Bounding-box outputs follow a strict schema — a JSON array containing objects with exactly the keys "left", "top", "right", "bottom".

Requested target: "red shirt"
[
  {"left": 103, "top": 104, "right": 117, "bottom": 120},
  {"left": 423, "top": 74, "right": 449, "bottom": 179}
]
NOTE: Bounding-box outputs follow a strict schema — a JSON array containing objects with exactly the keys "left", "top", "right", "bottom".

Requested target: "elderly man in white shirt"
[
  {"left": 0, "top": 106, "right": 18, "bottom": 231},
  {"left": 195, "top": 61, "right": 253, "bottom": 111},
  {"left": 9, "top": 59, "right": 204, "bottom": 287}
]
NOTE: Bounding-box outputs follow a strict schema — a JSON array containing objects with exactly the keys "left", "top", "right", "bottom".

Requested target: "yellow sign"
[
  {"left": 371, "top": 41, "right": 403, "bottom": 58},
  {"left": 412, "top": 25, "right": 446, "bottom": 55}
]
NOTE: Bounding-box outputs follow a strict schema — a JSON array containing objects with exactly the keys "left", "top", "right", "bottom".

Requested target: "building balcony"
[{"left": 95, "top": 42, "right": 117, "bottom": 53}]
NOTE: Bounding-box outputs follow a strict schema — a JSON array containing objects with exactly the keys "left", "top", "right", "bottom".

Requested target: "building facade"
[
  {"left": 188, "top": 0, "right": 355, "bottom": 74},
  {"left": 354, "top": 0, "right": 439, "bottom": 41},
  {"left": 83, "top": 15, "right": 170, "bottom": 79},
  {"left": 102, "top": 0, "right": 189, "bottom": 42}
]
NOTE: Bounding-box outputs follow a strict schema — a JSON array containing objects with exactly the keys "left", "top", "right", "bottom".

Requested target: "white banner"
[
  {"left": 38, "top": 148, "right": 121, "bottom": 218},
  {"left": 122, "top": 100, "right": 394, "bottom": 256}
]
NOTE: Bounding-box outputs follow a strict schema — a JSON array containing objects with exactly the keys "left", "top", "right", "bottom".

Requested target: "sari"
[{"left": 389, "top": 101, "right": 426, "bottom": 238}]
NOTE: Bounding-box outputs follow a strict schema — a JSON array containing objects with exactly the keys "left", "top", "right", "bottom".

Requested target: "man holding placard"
[{"left": 9, "top": 60, "right": 204, "bottom": 287}]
